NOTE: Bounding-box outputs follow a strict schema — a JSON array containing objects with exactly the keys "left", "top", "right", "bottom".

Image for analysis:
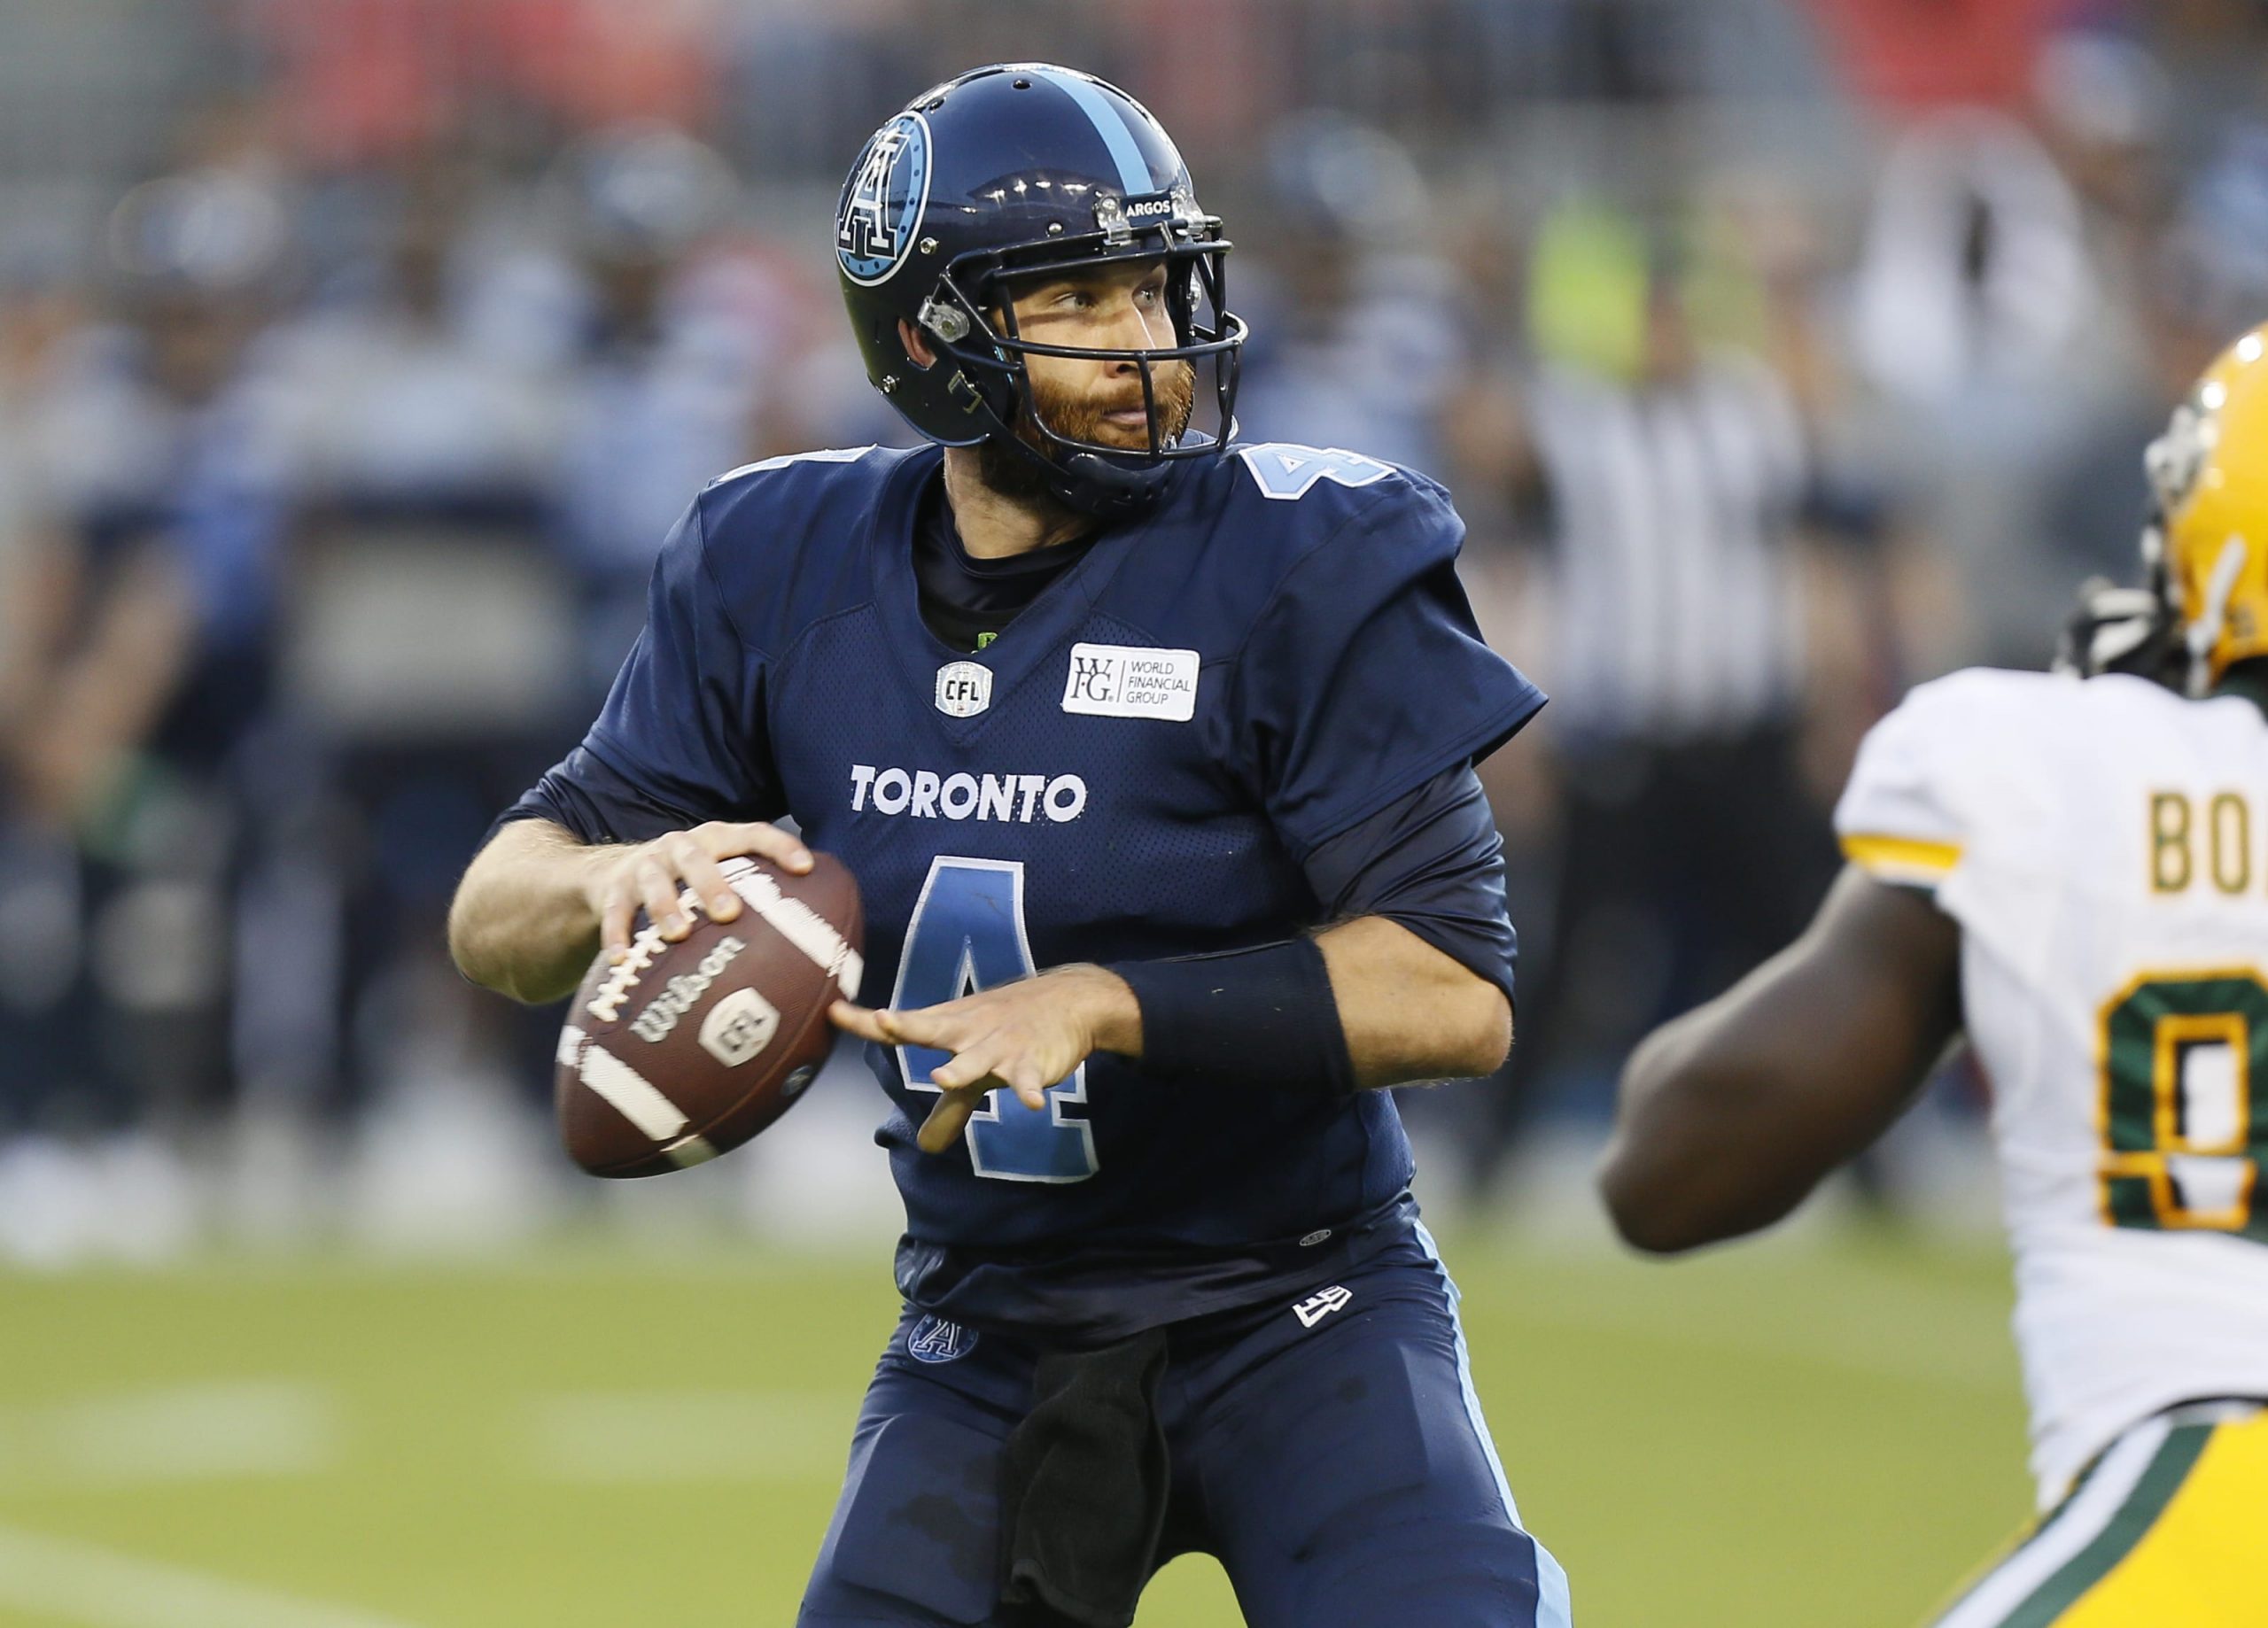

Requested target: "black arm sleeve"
[{"left": 1299, "top": 764, "right": 1517, "bottom": 1004}]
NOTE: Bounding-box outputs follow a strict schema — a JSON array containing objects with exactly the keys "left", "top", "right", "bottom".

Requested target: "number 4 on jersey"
[
  {"left": 891, "top": 857, "right": 1099, "bottom": 1182},
  {"left": 1236, "top": 443, "right": 1394, "bottom": 500}
]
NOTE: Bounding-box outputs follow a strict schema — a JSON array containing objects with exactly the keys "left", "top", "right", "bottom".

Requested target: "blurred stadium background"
[{"left": 0, "top": 0, "right": 2253, "bottom": 1622}]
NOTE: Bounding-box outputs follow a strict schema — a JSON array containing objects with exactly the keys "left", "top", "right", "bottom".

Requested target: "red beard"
[{"left": 976, "top": 359, "right": 1197, "bottom": 513}]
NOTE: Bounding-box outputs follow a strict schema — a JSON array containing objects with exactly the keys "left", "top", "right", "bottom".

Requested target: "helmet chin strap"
[
  {"left": 2187, "top": 534, "right": 2250, "bottom": 696},
  {"left": 1045, "top": 447, "right": 1177, "bottom": 520}
]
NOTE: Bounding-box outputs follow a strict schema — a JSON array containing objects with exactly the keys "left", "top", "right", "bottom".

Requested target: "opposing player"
[
  {"left": 449, "top": 64, "right": 1570, "bottom": 1628},
  {"left": 1598, "top": 329, "right": 2268, "bottom": 1622}
]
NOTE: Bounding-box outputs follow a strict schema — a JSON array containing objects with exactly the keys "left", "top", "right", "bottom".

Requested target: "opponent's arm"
[
  {"left": 447, "top": 817, "right": 812, "bottom": 1007},
  {"left": 1598, "top": 866, "right": 1963, "bottom": 1253}
]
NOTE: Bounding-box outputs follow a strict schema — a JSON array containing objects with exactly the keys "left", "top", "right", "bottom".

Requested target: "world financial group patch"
[
  {"left": 1060, "top": 643, "right": 1200, "bottom": 721},
  {"left": 906, "top": 1314, "right": 979, "bottom": 1363}
]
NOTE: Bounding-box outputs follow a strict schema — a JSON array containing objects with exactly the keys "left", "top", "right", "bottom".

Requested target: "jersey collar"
[
  {"left": 868, "top": 445, "right": 1154, "bottom": 735},
  {"left": 2211, "top": 662, "right": 2268, "bottom": 722}
]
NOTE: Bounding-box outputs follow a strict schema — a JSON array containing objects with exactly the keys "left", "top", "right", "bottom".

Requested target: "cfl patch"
[
  {"left": 1060, "top": 643, "right": 1200, "bottom": 721},
  {"left": 935, "top": 660, "right": 992, "bottom": 717},
  {"left": 1293, "top": 1285, "right": 1353, "bottom": 1329},
  {"left": 698, "top": 987, "right": 779, "bottom": 1067}
]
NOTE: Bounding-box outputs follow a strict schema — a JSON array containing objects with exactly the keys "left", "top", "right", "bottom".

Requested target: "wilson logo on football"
[{"left": 629, "top": 936, "right": 748, "bottom": 1044}]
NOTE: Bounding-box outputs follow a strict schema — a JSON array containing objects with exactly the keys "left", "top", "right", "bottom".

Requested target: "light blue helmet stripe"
[{"left": 1036, "top": 68, "right": 1156, "bottom": 196}]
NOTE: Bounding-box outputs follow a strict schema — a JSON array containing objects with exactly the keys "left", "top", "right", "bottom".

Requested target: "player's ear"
[{"left": 897, "top": 318, "right": 937, "bottom": 370}]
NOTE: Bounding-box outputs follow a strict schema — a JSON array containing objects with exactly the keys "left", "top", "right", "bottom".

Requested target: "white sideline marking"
[
  {"left": 1503, "top": 1266, "right": 2016, "bottom": 1391},
  {"left": 0, "top": 1382, "right": 337, "bottom": 1488},
  {"left": 1515, "top": 1298, "right": 2012, "bottom": 1388},
  {"left": 0, "top": 1520, "right": 421, "bottom": 1628},
  {"left": 522, "top": 1390, "right": 850, "bottom": 1483}
]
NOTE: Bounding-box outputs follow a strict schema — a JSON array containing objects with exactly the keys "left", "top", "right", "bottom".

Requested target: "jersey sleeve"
[
  {"left": 1301, "top": 764, "right": 1518, "bottom": 1002},
  {"left": 1834, "top": 674, "right": 1986, "bottom": 893},
  {"left": 1231, "top": 480, "right": 1546, "bottom": 861},
  {"left": 502, "top": 500, "right": 782, "bottom": 846}
]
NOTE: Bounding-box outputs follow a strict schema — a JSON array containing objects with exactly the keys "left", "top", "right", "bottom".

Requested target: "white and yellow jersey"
[{"left": 1837, "top": 668, "right": 2268, "bottom": 1508}]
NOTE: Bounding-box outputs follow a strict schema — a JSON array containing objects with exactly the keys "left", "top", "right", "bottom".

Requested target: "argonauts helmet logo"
[
  {"left": 905, "top": 1314, "right": 978, "bottom": 1364},
  {"left": 836, "top": 112, "right": 931, "bottom": 286}
]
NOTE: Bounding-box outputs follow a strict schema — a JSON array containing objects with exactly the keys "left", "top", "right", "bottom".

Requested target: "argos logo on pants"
[{"left": 849, "top": 764, "right": 1087, "bottom": 823}]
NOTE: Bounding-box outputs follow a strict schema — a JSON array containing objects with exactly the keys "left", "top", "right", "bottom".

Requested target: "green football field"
[{"left": 0, "top": 1227, "right": 2033, "bottom": 1627}]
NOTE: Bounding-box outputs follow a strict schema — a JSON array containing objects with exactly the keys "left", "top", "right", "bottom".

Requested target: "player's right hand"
[{"left": 581, "top": 821, "right": 812, "bottom": 961}]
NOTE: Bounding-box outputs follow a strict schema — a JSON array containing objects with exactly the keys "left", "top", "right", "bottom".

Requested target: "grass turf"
[{"left": 0, "top": 1229, "right": 2031, "bottom": 1627}]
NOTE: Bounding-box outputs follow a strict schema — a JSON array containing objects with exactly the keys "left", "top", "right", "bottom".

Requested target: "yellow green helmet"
[{"left": 2147, "top": 323, "right": 2268, "bottom": 692}]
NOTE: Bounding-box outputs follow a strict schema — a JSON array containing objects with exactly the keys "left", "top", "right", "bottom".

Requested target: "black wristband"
[{"left": 1108, "top": 938, "right": 1356, "bottom": 1096}]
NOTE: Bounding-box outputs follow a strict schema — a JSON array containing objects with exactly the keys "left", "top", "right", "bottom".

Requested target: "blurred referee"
[{"left": 1477, "top": 221, "right": 1848, "bottom": 1175}]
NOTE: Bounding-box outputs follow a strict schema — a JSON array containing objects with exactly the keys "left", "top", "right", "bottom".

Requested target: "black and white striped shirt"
[{"left": 1524, "top": 353, "right": 1808, "bottom": 742}]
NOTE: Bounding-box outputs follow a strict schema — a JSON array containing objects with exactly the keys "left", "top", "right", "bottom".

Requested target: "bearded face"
[
  {"left": 964, "top": 257, "right": 1202, "bottom": 512},
  {"left": 1023, "top": 353, "right": 1196, "bottom": 453},
  {"left": 975, "top": 351, "right": 1195, "bottom": 508}
]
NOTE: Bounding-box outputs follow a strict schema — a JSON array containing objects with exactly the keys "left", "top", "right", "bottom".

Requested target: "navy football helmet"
[{"left": 835, "top": 63, "right": 1246, "bottom": 519}]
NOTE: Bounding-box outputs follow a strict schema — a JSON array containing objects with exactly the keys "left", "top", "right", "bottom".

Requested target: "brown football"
[{"left": 555, "top": 852, "right": 864, "bottom": 1178}]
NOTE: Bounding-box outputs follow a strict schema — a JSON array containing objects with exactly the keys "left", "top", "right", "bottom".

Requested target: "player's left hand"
[{"left": 829, "top": 965, "right": 1140, "bottom": 1155}]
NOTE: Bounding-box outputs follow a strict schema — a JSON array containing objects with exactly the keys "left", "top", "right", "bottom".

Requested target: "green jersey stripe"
[{"left": 1998, "top": 1423, "right": 2212, "bottom": 1628}]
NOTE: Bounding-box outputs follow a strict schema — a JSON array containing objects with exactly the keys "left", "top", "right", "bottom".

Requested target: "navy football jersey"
[{"left": 522, "top": 441, "right": 1542, "bottom": 1342}]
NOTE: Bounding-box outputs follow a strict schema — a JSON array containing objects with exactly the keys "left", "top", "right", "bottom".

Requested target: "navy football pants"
[{"left": 796, "top": 1225, "right": 1573, "bottom": 1627}]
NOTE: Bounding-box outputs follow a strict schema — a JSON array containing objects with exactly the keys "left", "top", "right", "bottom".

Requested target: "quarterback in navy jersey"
[{"left": 452, "top": 63, "right": 1570, "bottom": 1628}]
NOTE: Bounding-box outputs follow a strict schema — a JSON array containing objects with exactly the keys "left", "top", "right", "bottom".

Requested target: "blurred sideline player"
[
  {"left": 0, "top": 173, "right": 325, "bottom": 1180},
  {"left": 451, "top": 64, "right": 1571, "bottom": 1628},
  {"left": 1599, "top": 328, "right": 2268, "bottom": 1623}
]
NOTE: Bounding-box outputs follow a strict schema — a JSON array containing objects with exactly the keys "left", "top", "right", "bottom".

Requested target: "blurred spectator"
[
  {"left": 237, "top": 0, "right": 732, "bottom": 168},
  {"left": 1799, "top": 0, "right": 2059, "bottom": 112},
  {"left": 0, "top": 0, "right": 2262, "bottom": 1245},
  {"left": 285, "top": 153, "right": 558, "bottom": 515},
  {"left": 1848, "top": 107, "right": 2118, "bottom": 665},
  {"left": 1231, "top": 115, "right": 1466, "bottom": 478},
  {"left": 544, "top": 123, "right": 777, "bottom": 693},
  {"left": 2045, "top": 117, "right": 2268, "bottom": 589},
  {"left": 0, "top": 171, "right": 329, "bottom": 1249},
  {"left": 1851, "top": 111, "right": 2096, "bottom": 407},
  {"left": 276, "top": 148, "right": 570, "bottom": 1134},
  {"left": 1461, "top": 202, "right": 1851, "bottom": 1189}
]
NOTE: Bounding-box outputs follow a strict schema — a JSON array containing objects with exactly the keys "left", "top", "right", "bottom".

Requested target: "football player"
[
  {"left": 1598, "top": 329, "right": 2268, "bottom": 1622},
  {"left": 450, "top": 64, "right": 1572, "bottom": 1628}
]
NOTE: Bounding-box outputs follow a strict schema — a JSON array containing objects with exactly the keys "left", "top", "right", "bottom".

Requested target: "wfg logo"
[{"left": 1060, "top": 642, "right": 1200, "bottom": 721}]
